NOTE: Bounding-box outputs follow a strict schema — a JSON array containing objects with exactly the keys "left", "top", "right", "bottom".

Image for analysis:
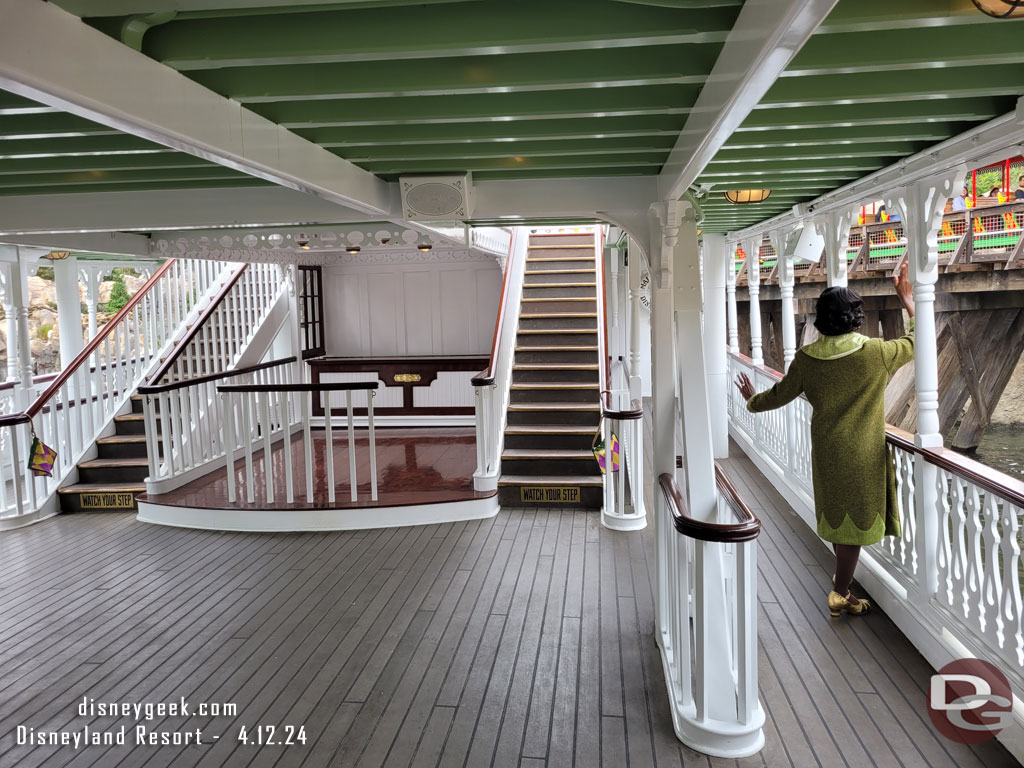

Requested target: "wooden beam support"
[{"left": 947, "top": 311, "right": 990, "bottom": 432}]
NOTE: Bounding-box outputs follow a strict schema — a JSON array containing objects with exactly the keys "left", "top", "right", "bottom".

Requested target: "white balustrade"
[
  {"left": 140, "top": 262, "right": 289, "bottom": 493},
  {"left": 470, "top": 226, "right": 513, "bottom": 257},
  {"left": 219, "top": 381, "right": 379, "bottom": 506},
  {"left": 727, "top": 349, "right": 1024, "bottom": 702},
  {"left": 0, "top": 258, "right": 224, "bottom": 523}
]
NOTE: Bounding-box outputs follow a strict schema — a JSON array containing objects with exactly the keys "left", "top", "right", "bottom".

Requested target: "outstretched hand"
[
  {"left": 734, "top": 372, "right": 755, "bottom": 401},
  {"left": 893, "top": 261, "right": 915, "bottom": 318}
]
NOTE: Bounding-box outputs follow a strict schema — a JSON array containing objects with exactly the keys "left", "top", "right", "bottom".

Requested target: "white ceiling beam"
[
  {"left": 472, "top": 176, "right": 658, "bottom": 220},
  {"left": 0, "top": 186, "right": 384, "bottom": 236},
  {"left": 0, "top": 231, "right": 151, "bottom": 256},
  {"left": 657, "top": 0, "right": 839, "bottom": 203},
  {"left": 0, "top": 0, "right": 394, "bottom": 216}
]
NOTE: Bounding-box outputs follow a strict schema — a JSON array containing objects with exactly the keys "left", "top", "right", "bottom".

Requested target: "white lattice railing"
[
  {"left": 727, "top": 351, "right": 1024, "bottom": 699},
  {"left": 139, "top": 262, "right": 290, "bottom": 494},
  {"left": 0, "top": 259, "right": 226, "bottom": 524},
  {"left": 470, "top": 226, "right": 513, "bottom": 257}
]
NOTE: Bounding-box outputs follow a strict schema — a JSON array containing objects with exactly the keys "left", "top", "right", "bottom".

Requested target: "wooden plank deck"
[{"left": 0, "top": 446, "right": 1018, "bottom": 766}]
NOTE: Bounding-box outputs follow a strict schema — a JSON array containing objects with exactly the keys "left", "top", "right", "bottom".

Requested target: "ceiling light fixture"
[
  {"left": 724, "top": 189, "right": 772, "bottom": 204},
  {"left": 346, "top": 246, "right": 361, "bottom": 254},
  {"left": 417, "top": 244, "right": 433, "bottom": 252},
  {"left": 971, "top": 0, "right": 1024, "bottom": 18}
]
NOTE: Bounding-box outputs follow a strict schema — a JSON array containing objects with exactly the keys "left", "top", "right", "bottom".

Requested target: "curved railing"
[
  {"left": 655, "top": 463, "right": 764, "bottom": 756},
  {"left": 727, "top": 349, "right": 1024, "bottom": 697},
  {"left": 216, "top": 380, "right": 379, "bottom": 505},
  {"left": 0, "top": 258, "right": 225, "bottom": 522}
]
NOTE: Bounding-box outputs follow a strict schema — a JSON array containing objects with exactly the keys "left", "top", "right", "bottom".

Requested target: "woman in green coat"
[{"left": 734, "top": 262, "right": 915, "bottom": 618}]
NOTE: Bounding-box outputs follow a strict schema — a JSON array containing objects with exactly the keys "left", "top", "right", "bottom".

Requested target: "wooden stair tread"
[
  {"left": 97, "top": 435, "right": 147, "bottom": 444},
  {"left": 526, "top": 256, "right": 594, "bottom": 262},
  {"left": 513, "top": 363, "right": 598, "bottom": 370},
  {"left": 505, "top": 425, "right": 595, "bottom": 434},
  {"left": 518, "top": 328, "right": 596, "bottom": 335},
  {"left": 499, "top": 474, "right": 602, "bottom": 486},
  {"left": 58, "top": 482, "right": 146, "bottom": 494},
  {"left": 519, "top": 313, "right": 597, "bottom": 319},
  {"left": 510, "top": 382, "right": 598, "bottom": 389},
  {"left": 507, "top": 402, "right": 599, "bottom": 411},
  {"left": 515, "top": 345, "right": 597, "bottom": 351},
  {"left": 502, "top": 449, "right": 594, "bottom": 459},
  {"left": 78, "top": 458, "right": 149, "bottom": 468},
  {"left": 524, "top": 269, "right": 596, "bottom": 275},
  {"left": 527, "top": 245, "right": 594, "bottom": 250},
  {"left": 521, "top": 297, "right": 595, "bottom": 302},
  {"left": 114, "top": 413, "right": 146, "bottom": 422},
  {"left": 523, "top": 282, "right": 596, "bottom": 288}
]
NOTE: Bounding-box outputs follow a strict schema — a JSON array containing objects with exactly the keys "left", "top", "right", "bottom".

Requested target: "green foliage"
[
  {"left": 102, "top": 267, "right": 140, "bottom": 282},
  {"left": 35, "top": 266, "right": 54, "bottom": 281},
  {"left": 36, "top": 323, "right": 53, "bottom": 340},
  {"left": 106, "top": 278, "right": 130, "bottom": 314},
  {"left": 46, "top": 300, "right": 58, "bottom": 311}
]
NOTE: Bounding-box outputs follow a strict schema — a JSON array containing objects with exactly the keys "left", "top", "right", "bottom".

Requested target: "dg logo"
[{"left": 928, "top": 658, "right": 1014, "bottom": 744}]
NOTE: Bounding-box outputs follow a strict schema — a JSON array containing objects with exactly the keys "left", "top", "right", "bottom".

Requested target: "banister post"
[
  {"left": 725, "top": 243, "right": 739, "bottom": 355},
  {"left": 54, "top": 254, "right": 83, "bottom": 370},
  {"left": 771, "top": 229, "right": 798, "bottom": 371},
  {"left": 743, "top": 236, "right": 763, "bottom": 367},
  {"left": 702, "top": 233, "right": 729, "bottom": 459},
  {"left": 887, "top": 167, "right": 965, "bottom": 602}
]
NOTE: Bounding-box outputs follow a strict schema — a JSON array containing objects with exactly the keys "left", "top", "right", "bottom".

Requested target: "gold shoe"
[{"left": 828, "top": 591, "right": 871, "bottom": 618}]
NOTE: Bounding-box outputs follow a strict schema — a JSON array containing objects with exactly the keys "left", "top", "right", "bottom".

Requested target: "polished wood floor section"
[
  {"left": 0, "top": 447, "right": 1017, "bottom": 766},
  {"left": 141, "top": 428, "right": 493, "bottom": 510}
]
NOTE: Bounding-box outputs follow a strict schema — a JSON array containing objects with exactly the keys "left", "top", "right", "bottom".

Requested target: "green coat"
[{"left": 746, "top": 321, "right": 915, "bottom": 545}]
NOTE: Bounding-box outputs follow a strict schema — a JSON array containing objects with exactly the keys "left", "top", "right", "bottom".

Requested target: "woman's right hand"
[
  {"left": 893, "top": 261, "right": 915, "bottom": 318},
  {"left": 735, "top": 373, "right": 755, "bottom": 401}
]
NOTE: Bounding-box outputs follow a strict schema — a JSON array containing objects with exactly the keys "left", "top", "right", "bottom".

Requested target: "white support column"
[
  {"left": 4, "top": 249, "right": 36, "bottom": 408},
  {"left": 702, "top": 233, "right": 729, "bottom": 458},
  {"left": 651, "top": 203, "right": 679, "bottom": 488},
  {"left": 628, "top": 241, "right": 643, "bottom": 376},
  {"left": 53, "top": 255, "right": 83, "bottom": 369},
  {"left": 725, "top": 244, "right": 739, "bottom": 355},
  {"left": 0, "top": 261, "right": 17, "bottom": 383},
  {"left": 771, "top": 229, "right": 798, "bottom": 371},
  {"left": 887, "top": 168, "right": 965, "bottom": 602},
  {"left": 744, "top": 236, "right": 763, "bottom": 367},
  {"left": 609, "top": 244, "right": 621, "bottom": 363},
  {"left": 816, "top": 211, "right": 854, "bottom": 288},
  {"left": 78, "top": 264, "right": 101, "bottom": 344},
  {"left": 285, "top": 265, "right": 305, "bottom": 381}
]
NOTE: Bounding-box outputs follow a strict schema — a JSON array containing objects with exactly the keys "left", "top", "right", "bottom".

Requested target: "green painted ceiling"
[{"left": 0, "top": 0, "right": 1021, "bottom": 235}]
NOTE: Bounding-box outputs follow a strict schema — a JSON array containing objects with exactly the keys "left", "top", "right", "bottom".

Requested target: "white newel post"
[
  {"left": 772, "top": 230, "right": 797, "bottom": 371},
  {"left": 54, "top": 255, "right": 83, "bottom": 369},
  {"left": 888, "top": 169, "right": 964, "bottom": 602},
  {"left": 816, "top": 211, "right": 853, "bottom": 289},
  {"left": 744, "top": 237, "right": 763, "bottom": 367},
  {"left": 725, "top": 245, "right": 739, "bottom": 355},
  {"left": 702, "top": 233, "right": 729, "bottom": 458}
]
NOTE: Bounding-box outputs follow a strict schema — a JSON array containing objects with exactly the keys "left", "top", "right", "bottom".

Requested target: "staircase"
[
  {"left": 497, "top": 232, "right": 604, "bottom": 509},
  {"left": 57, "top": 395, "right": 155, "bottom": 513}
]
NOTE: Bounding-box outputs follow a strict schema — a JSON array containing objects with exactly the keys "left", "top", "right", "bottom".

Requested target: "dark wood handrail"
[
  {"left": 218, "top": 381, "right": 379, "bottom": 394},
  {"left": 727, "top": 350, "right": 1024, "bottom": 508},
  {"left": 596, "top": 228, "right": 642, "bottom": 420},
  {"left": 1, "top": 258, "right": 176, "bottom": 426},
  {"left": 0, "top": 372, "right": 58, "bottom": 392},
  {"left": 659, "top": 469, "right": 761, "bottom": 543},
  {"left": 143, "top": 262, "right": 249, "bottom": 388},
  {"left": 472, "top": 228, "right": 519, "bottom": 387},
  {"left": 138, "top": 356, "right": 296, "bottom": 395}
]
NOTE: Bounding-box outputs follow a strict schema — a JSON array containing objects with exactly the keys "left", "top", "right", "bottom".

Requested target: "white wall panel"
[
  {"left": 323, "top": 256, "right": 500, "bottom": 357},
  {"left": 413, "top": 371, "right": 476, "bottom": 409}
]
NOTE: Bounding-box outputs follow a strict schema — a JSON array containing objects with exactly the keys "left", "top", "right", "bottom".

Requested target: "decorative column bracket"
[{"left": 814, "top": 209, "right": 855, "bottom": 288}]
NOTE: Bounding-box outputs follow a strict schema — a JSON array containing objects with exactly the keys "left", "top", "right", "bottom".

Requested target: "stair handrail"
[
  {"left": 0, "top": 259, "right": 177, "bottom": 428},
  {"left": 138, "top": 356, "right": 296, "bottom": 396},
  {"left": 472, "top": 227, "right": 520, "bottom": 387},
  {"left": 142, "top": 262, "right": 249, "bottom": 388},
  {"left": 595, "top": 226, "right": 642, "bottom": 421}
]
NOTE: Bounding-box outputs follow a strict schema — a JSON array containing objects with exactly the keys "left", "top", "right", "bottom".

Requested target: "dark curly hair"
[{"left": 814, "top": 286, "right": 865, "bottom": 336}]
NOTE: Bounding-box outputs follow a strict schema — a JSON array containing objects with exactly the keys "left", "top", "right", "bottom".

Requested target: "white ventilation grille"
[{"left": 400, "top": 174, "right": 473, "bottom": 220}]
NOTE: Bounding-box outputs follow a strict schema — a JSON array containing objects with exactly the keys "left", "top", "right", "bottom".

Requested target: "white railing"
[
  {"left": 218, "top": 380, "right": 379, "bottom": 505},
  {"left": 655, "top": 468, "right": 764, "bottom": 758},
  {"left": 727, "top": 351, "right": 1024, "bottom": 730},
  {"left": 139, "top": 262, "right": 289, "bottom": 493},
  {"left": 471, "top": 228, "right": 527, "bottom": 491},
  {"left": 470, "top": 226, "right": 513, "bottom": 258},
  {"left": 0, "top": 258, "right": 225, "bottom": 525}
]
